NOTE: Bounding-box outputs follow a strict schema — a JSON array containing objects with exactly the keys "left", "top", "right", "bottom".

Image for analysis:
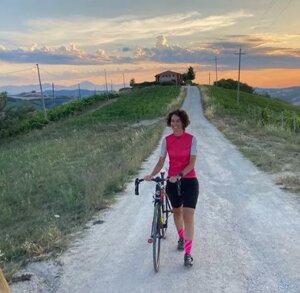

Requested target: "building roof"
[{"left": 155, "top": 70, "right": 183, "bottom": 77}]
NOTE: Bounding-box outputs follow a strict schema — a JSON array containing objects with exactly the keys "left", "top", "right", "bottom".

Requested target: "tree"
[
  {"left": 214, "top": 78, "right": 254, "bottom": 94},
  {"left": 186, "top": 66, "right": 195, "bottom": 81},
  {"left": 130, "top": 78, "right": 136, "bottom": 87}
]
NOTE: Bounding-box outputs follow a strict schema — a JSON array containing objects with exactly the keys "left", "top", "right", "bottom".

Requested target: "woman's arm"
[
  {"left": 179, "top": 155, "right": 196, "bottom": 177},
  {"left": 144, "top": 156, "right": 166, "bottom": 180}
]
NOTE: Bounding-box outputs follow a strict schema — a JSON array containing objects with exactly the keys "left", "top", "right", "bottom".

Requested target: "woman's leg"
[
  {"left": 172, "top": 206, "right": 185, "bottom": 249},
  {"left": 183, "top": 207, "right": 195, "bottom": 266},
  {"left": 183, "top": 207, "right": 195, "bottom": 242},
  {"left": 172, "top": 206, "right": 184, "bottom": 233}
]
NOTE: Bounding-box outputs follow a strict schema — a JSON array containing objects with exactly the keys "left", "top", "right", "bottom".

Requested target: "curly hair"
[{"left": 167, "top": 109, "right": 190, "bottom": 130}]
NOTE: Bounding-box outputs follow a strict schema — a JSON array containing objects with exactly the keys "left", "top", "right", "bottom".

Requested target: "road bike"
[{"left": 135, "top": 172, "right": 173, "bottom": 272}]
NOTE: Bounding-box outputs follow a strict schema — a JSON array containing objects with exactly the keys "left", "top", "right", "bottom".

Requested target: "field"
[
  {"left": 201, "top": 85, "right": 300, "bottom": 194},
  {"left": 0, "top": 85, "right": 184, "bottom": 279}
]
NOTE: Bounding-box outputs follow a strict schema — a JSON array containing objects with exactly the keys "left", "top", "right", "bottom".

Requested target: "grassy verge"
[
  {"left": 200, "top": 85, "right": 300, "bottom": 194},
  {"left": 0, "top": 86, "right": 183, "bottom": 280}
]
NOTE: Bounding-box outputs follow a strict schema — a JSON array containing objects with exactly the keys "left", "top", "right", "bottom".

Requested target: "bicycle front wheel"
[{"left": 152, "top": 202, "right": 161, "bottom": 272}]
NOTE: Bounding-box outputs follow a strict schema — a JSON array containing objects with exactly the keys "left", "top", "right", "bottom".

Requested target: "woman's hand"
[
  {"left": 144, "top": 175, "right": 153, "bottom": 181},
  {"left": 168, "top": 176, "right": 179, "bottom": 183}
]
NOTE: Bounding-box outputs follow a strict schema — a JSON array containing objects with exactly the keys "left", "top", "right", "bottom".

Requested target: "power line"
[
  {"left": 260, "top": 0, "right": 277, "bottom": 20},
  {"left": 259, "top": 0, "right": 294, "bottom": 28},
  {"left": 1, "top": 66, "right": 35, "bottom": 75},
  {"left": 273, "top": 0, "right": 293, "bottom": 20},
  {"left": 41, "top": 69, "right": 61, "bottom": 79}
]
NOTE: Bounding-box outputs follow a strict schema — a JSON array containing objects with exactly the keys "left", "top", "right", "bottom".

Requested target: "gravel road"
[{"left": 12, "top": 86, "right": 300, "bottom": 293}]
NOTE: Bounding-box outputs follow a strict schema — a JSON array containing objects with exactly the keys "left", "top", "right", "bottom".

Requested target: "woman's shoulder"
[
  {"left": 185, "top": 132, "right": 195, "bottom": 139},
  {"left": 165, "top": 133, "right": 174, "bottom": 139}
]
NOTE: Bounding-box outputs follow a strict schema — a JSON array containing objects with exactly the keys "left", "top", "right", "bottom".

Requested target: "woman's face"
[{"left": 171, "top": 114, "right": 183, "bottom": 132}]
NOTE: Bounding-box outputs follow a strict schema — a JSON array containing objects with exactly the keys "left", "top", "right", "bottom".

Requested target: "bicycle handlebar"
[
  {"left": 134, "top": 176, "right": 182, "bottom": 196},
  {"left": 135, "top": 177, "right": 168, "bottom": 196}
]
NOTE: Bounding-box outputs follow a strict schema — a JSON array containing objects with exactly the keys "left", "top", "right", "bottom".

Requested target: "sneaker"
[
  {"left": 184, "top": 253, "right": 193, "bottom": 267},
  {"left": 177, "top": 237, "right": 184, "bottom": 250}
]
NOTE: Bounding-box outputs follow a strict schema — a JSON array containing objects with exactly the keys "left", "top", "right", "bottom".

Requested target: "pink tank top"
[{"left": 162, "top": 132, "right": 197, "bottom": 178}]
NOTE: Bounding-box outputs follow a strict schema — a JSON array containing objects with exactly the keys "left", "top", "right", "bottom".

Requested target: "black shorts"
[{"left": 166, "top": 178, "right": 199, "bottom": 209}]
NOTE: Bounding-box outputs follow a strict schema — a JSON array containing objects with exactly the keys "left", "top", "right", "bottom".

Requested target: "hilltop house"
[{"left": 155, "top": 71, "right": 184, "bottom": 85}]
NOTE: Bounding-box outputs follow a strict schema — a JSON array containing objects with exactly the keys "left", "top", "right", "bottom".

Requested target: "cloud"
[
  {"left": 0, "top": 43, "right": 117, "bottom": 65},
  {"left": 133, "top": 36, "right": 300, "bottom": 70},
  {"left": 156, "top": 36, "right": 169, "bottom": 49},
  {"left": 0, "top": 10, "right": 252, "bottom": 47},
  {"left": 0, "top": 35, "right": 299, "bottom": 70}
]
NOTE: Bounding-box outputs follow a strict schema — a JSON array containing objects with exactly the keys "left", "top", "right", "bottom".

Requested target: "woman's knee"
[
  {"left": 172, "top": 206, "right": 183, "bottom": 216},
  {"left": 183, "top": 207, "right": 195, "bottom": 221}
]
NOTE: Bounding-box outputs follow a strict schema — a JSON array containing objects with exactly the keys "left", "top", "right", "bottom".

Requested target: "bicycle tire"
[{"left": 152, "top": 202, "right": 161, "bottom": 272}]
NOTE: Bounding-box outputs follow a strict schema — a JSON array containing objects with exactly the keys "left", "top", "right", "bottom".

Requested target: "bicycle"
[{"left": 135, "top": 172, "right": 173, "bottom": 272}]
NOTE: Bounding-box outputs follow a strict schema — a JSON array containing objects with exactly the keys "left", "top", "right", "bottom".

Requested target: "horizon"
[{"left": 1, "top": 0, "right": 300, "bottom": 88}]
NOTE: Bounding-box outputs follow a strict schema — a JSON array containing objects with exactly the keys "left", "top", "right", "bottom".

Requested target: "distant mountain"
[
  {"left": 255, "top": 86, "right": 300, "bottom": 106},
  {"left": 0, "top": 81, "right": 123, "bottom": 95}
]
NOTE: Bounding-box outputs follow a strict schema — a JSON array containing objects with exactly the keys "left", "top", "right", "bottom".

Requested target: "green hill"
[{"left": 207, "top": 86, "right": 300, "bottom": 132}]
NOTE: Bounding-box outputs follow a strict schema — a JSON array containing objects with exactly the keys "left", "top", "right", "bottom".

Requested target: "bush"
[
  {"left": 0, "top": 93, "right": 118, "bottom": 138},
  {"left": 214, "top": 79, "right": 254, "bottom": 94}
]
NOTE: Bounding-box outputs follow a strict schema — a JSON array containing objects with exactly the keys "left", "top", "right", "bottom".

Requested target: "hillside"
[
  {"left": 201, "top": 85, "right": 300, "bottom": 194},
  {"left": 7, "top": 89, "right": 113, "bottom": 110},
  {"left": 0, "top": 81, "right": 120, "bottom": 95},
  {"left": 255, "top": 86, "right": 300, "bottom": 106}
]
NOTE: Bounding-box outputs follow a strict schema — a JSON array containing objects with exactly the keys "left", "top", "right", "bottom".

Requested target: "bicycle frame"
[{"left": 135, "top": 172, "right": 173, "bottom": 272}]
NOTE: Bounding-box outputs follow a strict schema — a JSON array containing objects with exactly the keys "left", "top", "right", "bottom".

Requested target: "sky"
[{"left": 0, "top": 0, "right": 300, "bottom": 89}]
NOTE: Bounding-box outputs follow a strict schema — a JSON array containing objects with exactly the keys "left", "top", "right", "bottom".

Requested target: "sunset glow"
[{"left": 0, "top": 0, "right": 299, "bottom": 89}]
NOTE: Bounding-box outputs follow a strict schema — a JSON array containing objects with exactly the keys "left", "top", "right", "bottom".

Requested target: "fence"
[{"left": 246, "top": 105, "right": 300, "bottom": 133}]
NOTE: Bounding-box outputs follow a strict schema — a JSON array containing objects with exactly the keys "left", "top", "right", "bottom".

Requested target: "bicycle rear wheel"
[{"left": 151, "top": 202, "right": 161, "bottom": 272}]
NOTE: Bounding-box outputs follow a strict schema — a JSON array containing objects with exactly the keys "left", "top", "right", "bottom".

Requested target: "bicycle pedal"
[{"left": 148, "top": 238, "right": 153, "bottom": 244}]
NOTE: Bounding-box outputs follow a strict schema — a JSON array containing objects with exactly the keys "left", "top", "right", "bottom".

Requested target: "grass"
[
  {"left": 201, "top": 85, "right": 300, "bottom": 194},
  {"left": 73, "top": 86, "right": 181, "bottom": 124},
  {"left": 207, "top": 86, "right": 300, "bottom": 132},
  {"left": 0, "top": 85, "right": 183, "bottom": 280},
  {"left": 0, "top": 93, "right": 117, "bottom": 138}
]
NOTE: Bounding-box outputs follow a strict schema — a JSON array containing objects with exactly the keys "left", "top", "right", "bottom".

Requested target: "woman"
[{"left": 144, "top": 109, "right": 199, "bottom": 267}]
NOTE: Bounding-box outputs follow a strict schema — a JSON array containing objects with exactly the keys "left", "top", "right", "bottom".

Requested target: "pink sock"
[
  {"left": 178, "top": 229, "right": 185, "bottom": 239},
  {"left": 185, "top": 239, "right": 193, "bottom": 255}
]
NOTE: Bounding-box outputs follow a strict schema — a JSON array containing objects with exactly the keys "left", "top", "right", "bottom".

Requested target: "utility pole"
[
  {"left": 209, "top": 72, "right": 211, "bottom": 86},
  {"left": 122, "top": 72, "right": 126, "bottom": 88},
  {"left": 111, "top": 80, "right": 113, "bottom": 92},
  {"left": 215, "top": 56, "right": 218, "bottom": 83},
  {"left": 234, "top": 47, "right": 246, "bottom": 105},
  {"left": 104, "top": 69, "right": 108, "bottom": 98},
  {"left": 78, "top": 83, "right": 81, "bottom": 99},
  {"left": 36, "top": 64, "right": 47, "bottom": 120}
]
